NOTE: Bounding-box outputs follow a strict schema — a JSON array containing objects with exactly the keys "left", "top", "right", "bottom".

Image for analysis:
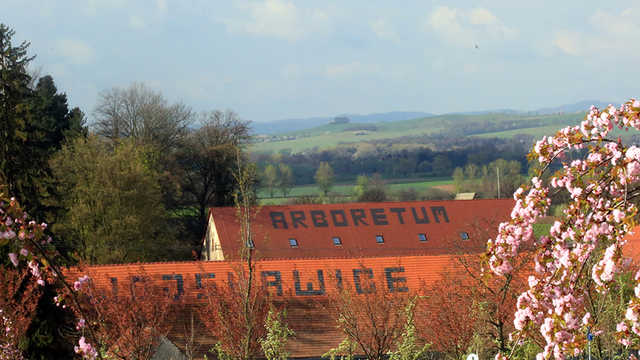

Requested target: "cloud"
[
  {"left": 83, "top": 0, "right": 127, "bottom": 16},
  {"left": 324, "top": 62, "right": 380, "bottom": 79},
  {"left": 370, "top": 18, "right": 397, "bottom": 41},
  {"left": 125, "top": 0, "right": 168, "bottom": 30},
  {"left": 552, "top": 30, "right": 581, "bottom": 56},
  {"left": 427, "top": 6, "right": 517, "bottom": 47},
  {"left": 220, "top": 0, "right": 330, "bottom": 41},
  {"left": 552, "top": 6, "right": 640, "bottom": 58},
  {"left": 54, "top": 39, "right": 94, "bottom": 65},
  {"left": 156, "top": 0, "right": 168, "bottom": 15}
]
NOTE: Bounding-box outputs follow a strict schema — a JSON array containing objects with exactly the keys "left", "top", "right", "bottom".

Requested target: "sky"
[{"left": 3, "top": 0, "right": 640, "bottom": 123}]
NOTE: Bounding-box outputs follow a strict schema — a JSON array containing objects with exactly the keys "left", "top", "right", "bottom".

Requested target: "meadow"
[
  {"left": 250, "top": 112, "right": 584, "bottom": 154},
  {"left": 257, "top": 177, "right": 453, "bottom": 204}
]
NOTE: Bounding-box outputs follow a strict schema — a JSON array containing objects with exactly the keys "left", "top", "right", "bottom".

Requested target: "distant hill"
[
  {"left": 251, "top": 111, "right": 586, "bottom": 154},
  {"left": 532, "top": 100, "right": 613, "bottom": 115},
  {"left": 251, "top": 100, "right": 611, "bottom": 135},
  {"left": 251, "top": 111, "right": 432, "bottom": 135}
]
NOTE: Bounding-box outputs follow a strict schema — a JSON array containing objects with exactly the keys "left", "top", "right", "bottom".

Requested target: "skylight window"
[
  {"left": 376, "top": 235, "right": 384, "bottom": 244},
  {"left": 459, "top": 232, "right": 470, "bottom": 241},
  {"left": 418, "top": 233, "right": 428, "bottom": 242},
  {"left": 332, "top": 237, "right": 342, "bottom": 246},
  {"left": 289, "top": 238, "right": 299, "bottom": 248}
]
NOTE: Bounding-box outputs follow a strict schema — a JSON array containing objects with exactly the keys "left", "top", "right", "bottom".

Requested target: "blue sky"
[{"left": 4, "top": 0, "right": 640, "bottom": 123}]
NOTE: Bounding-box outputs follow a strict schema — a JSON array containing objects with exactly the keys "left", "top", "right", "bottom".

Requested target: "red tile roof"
[
  {"left": 623, "top": 226, "right": 640, "bottom": 260},
  {"left": 69, "top": 225, "right": 640, "bottom": 359},
  {"left": 67, "top": 255, "right": 467, "bottom": 358},
  {"left": 206, "top": 199, "right": 515, "bottom": 260}
]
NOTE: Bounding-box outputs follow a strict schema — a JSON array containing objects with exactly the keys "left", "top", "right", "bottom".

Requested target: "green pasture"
[
  {"left": 472, "top": 125, "right": 567, "bottom": 139},
  {"left": 257, "top": 178, "right": 453, "bottom": 204},
  {"left": 251, "top": 112, "right": 585, "bottom": 154}
]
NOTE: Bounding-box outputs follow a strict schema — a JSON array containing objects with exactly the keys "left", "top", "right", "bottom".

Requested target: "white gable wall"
[{"left": 201, "top": 213, "right": 225, "bottom": 261}]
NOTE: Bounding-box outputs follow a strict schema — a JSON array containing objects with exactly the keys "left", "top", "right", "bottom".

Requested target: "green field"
[
  {"left": 472, "top": 124, "right": 566, "bottom": 139},
  {"left": 257, "top": 178, "right": 453, "bottom": 205},
  {"left": 250, "top": 112, "right": 585, "bottom": 154}
]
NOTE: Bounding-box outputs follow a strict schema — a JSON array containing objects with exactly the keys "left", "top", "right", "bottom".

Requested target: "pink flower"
[
  {"left": 8, "top": 253, "right": 18, "bottom": 267},
  {"left": 612, "top": 209, "right": 624, "bottom": 223},
  {"left": 74, "top": 275, "right": 90, "bottom": 291},
  {"left": 19, "top": 248, "right": 28, "bottom": 257},
  {"left": 76, "top": 318, "right": 86, "bottom": 330},
  {"left": 617, "top": 321, "right": 629, "bottom": 332},
  {"left": 74, "top": 336, "right": 97, "bottom": 359}
]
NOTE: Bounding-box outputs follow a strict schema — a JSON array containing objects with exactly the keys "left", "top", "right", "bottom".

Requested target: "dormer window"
[
  {"left": 289, "top": 238, "right": 299, "bottom": 248},
  {"left": 418, "top": 233, "right": 428, "bottom": 242},
  {"left": 460, "top": 232, "right": 470, "bottom": 241},
  {"left": 376, "top": 235, "right": 384, "bottom": 244},
  {"left": 332, "top": 237, "right": 342, "bottom": 246}
]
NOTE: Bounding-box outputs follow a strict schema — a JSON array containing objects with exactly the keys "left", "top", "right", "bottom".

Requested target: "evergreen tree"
[
  {"left": 0, "top": 24, "right": 86, "bottom": 221},
  {"left": 0, "top": 23, "right": 34, "bottom": 199}
]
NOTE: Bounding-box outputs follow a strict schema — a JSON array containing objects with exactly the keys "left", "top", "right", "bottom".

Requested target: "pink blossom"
[
  {"left": 19, "top": 248, "right": 28, "bottom": 257},
  {"left": 617, "top": 321, "right": 629, "bottom": 332},
  {"left": 485, "top": 99, "right": 640, "bottom": 359},
  {"left": 74, "top": 275, "right": 90, "bottom": 291},
  {"left": 612, "top": 209, "right": 624, "bottom": 223},
  {"left": 74, "top": 336, "right": 97, "bottom": 359},
  {"left": 8, "top": 253, "right": 18, "bottom": 267}
]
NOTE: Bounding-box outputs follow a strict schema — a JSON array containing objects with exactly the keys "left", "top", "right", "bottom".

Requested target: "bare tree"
[
  {"left": 172, "top": 110, "right": 251, "bottom": 247},
  {"left": 199, "top": 151, "right": 276, "bottom": 360},
  {"left": 325, "top": 267, "right": 414, "bottom": 360},
  {"left": 93, "top": 82, "right": 194, "bottom": 152}
]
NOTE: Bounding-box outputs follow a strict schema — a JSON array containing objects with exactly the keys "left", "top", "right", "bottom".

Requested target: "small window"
[
  {"left": 460, "top": 232, "right": 470, "bottom": 240},
  {"left": 418, "top": 233, "right": 428, "bottom": 242},
  {"left": 376, "top": 235, "right": 384, "bottom": 244},
  {"left": 332, "top": 237, "right": 342, "bottom": 246},
  {"left": 289, "top": 238, "right": 299, "bottom": 248},
  {"left": 246, "top": 239, "right": 255, "bottom": 248}
]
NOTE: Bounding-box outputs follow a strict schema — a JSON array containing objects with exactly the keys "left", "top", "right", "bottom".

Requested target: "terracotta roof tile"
[
  {"left": 68, "top": 225, "right": 640, "bottom": 359},
  {"left": 207, "top": 199, "right": 515, "bottom": 260},
  {"left": 68, "top": 255, "right": 468, "bottom": 358}
]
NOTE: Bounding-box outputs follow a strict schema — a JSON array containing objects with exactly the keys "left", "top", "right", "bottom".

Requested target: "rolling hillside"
[{"left": 251, "top": 111, "right": 587, "bottom": 154}]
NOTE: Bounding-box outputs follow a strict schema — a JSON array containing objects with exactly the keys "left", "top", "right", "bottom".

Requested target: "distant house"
[
  {"left": 200, "top": 199, "right": 515, "bottom": 261},
  {"left": 455, "top": 192, "right": 477, "bottom": 200}
]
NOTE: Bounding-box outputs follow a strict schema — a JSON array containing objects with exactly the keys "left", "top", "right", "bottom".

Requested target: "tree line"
[
  {"left": 253, "top": 137, "right": 532, "bottom": 188},
  {"left": 0, "top": 23, "right": 250, "bottom": 266}
]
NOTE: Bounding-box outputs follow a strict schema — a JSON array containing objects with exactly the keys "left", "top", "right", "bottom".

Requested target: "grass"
[
  {"left": 533, "top": 223, "right": 552, "bottom": 237},
  {"left": 257, "top": 177, "right": 453, "bottom": 204},
  {"left": 472, "top": 125, "right": 567, "bottom": 139},
  {"left": 250, "top": 112, "right": 586, "bottom": 154}
]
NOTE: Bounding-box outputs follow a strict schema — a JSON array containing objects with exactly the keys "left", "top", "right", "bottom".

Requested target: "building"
[
  {"left": 75, "top": 199, "right": 520, "bottom": 358},
  {"left": 73, "top": 205, "right": 640, "bottom": 359},
  {"left": 201, "top": 199, "right": 515, "bottom": 261},
  {"left": 74, "top": 254, "right": 481, "bottom": 359}
]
